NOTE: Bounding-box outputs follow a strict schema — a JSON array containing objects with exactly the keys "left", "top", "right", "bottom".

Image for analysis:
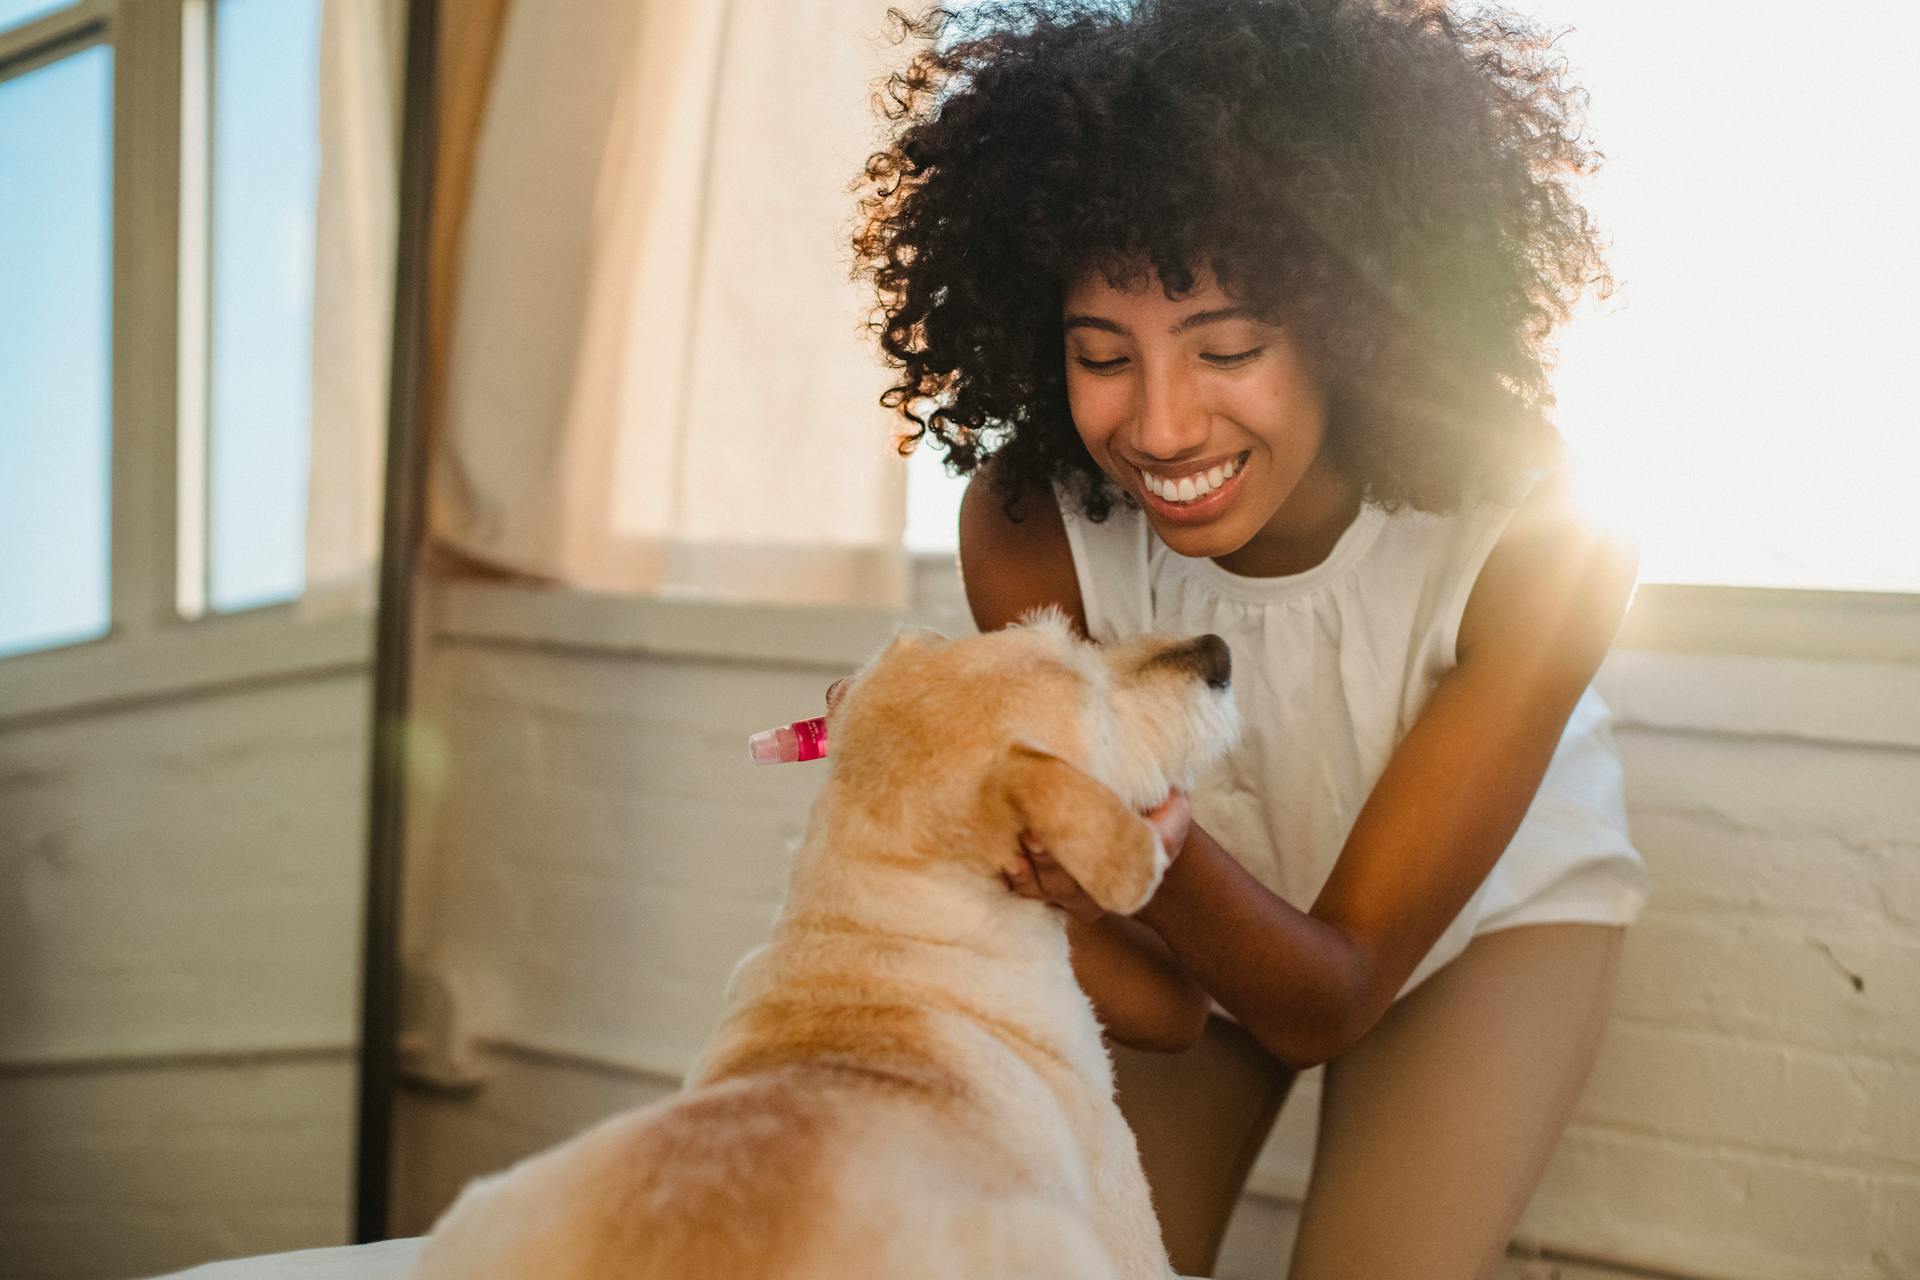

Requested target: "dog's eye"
[{"left": 825, "top": 677, "right": 851, "bottom": 710}]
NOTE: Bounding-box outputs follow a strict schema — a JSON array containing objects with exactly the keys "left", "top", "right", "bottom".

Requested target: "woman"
[{"left": 853, "top": 2, "right": 1647, "bottom": 1275}]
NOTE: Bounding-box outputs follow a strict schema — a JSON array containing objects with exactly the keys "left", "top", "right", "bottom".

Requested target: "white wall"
[
  {"left": 0, "top": 627, "right": 372, "bottom": 1280},
  {"left": 391, "top": 579, "right": 1920, "bottom": 1279}
]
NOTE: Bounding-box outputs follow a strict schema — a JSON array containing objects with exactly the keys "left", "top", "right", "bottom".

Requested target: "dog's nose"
[{"left": 1193, "top": 634, "right": 1231, "bottom": 689}]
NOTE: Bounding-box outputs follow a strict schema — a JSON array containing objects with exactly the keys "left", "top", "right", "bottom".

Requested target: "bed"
[{"left": 154, "top": 1238, "right": 425, "bottom": 1280}]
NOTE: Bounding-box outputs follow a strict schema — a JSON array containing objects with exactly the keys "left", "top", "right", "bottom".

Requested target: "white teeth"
[{"left": 1142, "top": 456, "right": 1243, "bottom": 505}]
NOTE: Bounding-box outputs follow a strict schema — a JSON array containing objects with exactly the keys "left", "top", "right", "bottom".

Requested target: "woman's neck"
[{"left": 1211, "top": 449, "right": 1361, "bottom": 578}]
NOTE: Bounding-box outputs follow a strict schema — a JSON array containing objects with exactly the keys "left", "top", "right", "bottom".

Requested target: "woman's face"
[{"left": 1062, "top": 266, "right": 1336, "bottom": 564}]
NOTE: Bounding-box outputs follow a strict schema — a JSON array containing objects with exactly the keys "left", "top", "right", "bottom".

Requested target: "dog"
[{"left": 412, "top": 611, "right": 1239, "bottom": 1280}]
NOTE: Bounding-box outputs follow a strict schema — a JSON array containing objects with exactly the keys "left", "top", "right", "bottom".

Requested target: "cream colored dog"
[{"left": 412, "top": 611, "right": 1238, "bottom": 1280}]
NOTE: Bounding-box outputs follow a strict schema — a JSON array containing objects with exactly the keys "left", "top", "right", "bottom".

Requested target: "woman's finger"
[
  {"left": 1023, "top": 851, "right": 1101, "bottom": 920},
  {"left": 1006, "top": 840, "right": 1102, "bottom": 919},
  {"left": 1029, "top": 856, "right": 1079, "bottom": 901},
  {"left": 1005, "top": 852, "right": 1048, "bottom": 901},
  {"left": 1141, "top": 788, "right": 1193, "bottom": 854}
]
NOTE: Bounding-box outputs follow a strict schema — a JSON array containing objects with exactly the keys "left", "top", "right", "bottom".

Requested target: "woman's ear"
[{"left": 987, "top": 742, "right": 1168, "bottom": 915}]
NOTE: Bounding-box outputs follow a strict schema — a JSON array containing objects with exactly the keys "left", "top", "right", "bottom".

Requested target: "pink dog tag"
[{"left": 746, "top": 716, "right": 829, "bottom": 764}]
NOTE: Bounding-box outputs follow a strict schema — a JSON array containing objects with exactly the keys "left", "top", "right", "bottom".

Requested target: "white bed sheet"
[
  {"left": 148, "top": 1235, "right": 1206, "bottom": 1278},
  {"left": 153, "top": 1237, "right": 424, "bottom": 1280}
]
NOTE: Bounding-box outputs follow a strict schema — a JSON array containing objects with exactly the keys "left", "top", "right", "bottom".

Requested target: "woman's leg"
[
  {"left": 1110, "top": 1015, "right": 1297, "bottom": 1277},
  {"left": 1287, "top": 923, "right": 1625, "bottom": 1280}
]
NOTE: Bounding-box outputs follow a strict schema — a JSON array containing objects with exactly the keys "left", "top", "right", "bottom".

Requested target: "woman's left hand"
[
  {"left": 1004, "top": 790, "right": 1193, "bottom": 922},
  {"left": 1003, "top": 836, "right": 1107, "bottom": 922}
]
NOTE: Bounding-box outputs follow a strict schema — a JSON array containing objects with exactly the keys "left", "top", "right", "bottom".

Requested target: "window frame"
[
  {"left": 0, "top": 0, "right": 369, "bottom": 721},
  {"left": 906, "top": 546, "right": 1920, "bottom": 668}
]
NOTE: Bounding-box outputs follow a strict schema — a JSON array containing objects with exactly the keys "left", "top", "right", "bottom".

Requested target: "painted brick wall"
[
  {"left": 392, "top": 597, "right": 1920, "bottom": 1280},
  {"left": 0, "top": 672, "right": 371, "bottom": 1279},
  {"left": 1, "top": 1057, "right": 356, "bottom": 1280},
  {"left": 1521, "top": 729, "right": 1920, "bottom": 1277}
]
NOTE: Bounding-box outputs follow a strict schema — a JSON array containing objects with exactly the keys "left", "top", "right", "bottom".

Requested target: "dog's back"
[{"left": 412, "top": 1062, "right": 1115, "bottom": 1280}]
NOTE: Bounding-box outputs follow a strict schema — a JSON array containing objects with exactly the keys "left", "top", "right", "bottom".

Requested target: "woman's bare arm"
[{"left": 1136, "top": 479, "right": 1639, "bottom": 1066}]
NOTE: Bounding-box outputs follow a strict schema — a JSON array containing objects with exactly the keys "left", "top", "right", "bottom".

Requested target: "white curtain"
[
  {"left": 430, "top": 0, "right": 909, "bottom": 606},
  {"left": 303, "top": 0, "right": 404, "bottom": 615}
]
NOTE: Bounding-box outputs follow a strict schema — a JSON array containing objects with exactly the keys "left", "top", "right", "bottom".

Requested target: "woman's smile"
[{"left": 1133, "top": 450, "right": 1252, "bottom": 524}]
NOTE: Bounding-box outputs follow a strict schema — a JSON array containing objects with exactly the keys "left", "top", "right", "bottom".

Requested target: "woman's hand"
[{"left": 1004, "top": 789, "right": 1193, "bottom": 921}]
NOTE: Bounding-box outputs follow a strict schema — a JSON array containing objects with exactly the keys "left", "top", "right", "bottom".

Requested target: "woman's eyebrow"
[
  {"left": 1062, "top": 306, "right": 1259, "bottom": 337},
  {"left": 1170, "top": 306, "right": 1258, "bottom": 334},
  {"left": 1063, "top": 313, "right": 1128, "bottom": 335}
]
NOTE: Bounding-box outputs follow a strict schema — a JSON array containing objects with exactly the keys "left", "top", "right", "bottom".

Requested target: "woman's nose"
[{"left": 1130, "top": 363, "right": 1209, "bottom": 460}]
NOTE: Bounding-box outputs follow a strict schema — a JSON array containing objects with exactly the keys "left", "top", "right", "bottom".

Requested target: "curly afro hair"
[{"left": 854, "top": 0, "right": 1610, "bottom": 520}]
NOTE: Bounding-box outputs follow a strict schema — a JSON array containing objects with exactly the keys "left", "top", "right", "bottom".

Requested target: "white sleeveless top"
[{"left": 1057, "top": 488, "right": 1649, "bottom": 999}]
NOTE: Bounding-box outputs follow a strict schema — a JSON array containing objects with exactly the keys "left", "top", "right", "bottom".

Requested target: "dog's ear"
[
  {"left": 886, "top": 626, "right": 946, "bottom": 654},
  {"left": 989, "top": 742, "right": 1166, "bottom": 915},
  {"left": 834, "top": 628, "right": 946, "bottom": 711}
]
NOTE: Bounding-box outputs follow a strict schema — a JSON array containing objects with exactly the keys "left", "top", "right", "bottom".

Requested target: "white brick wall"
[
  {"left": 0, "top": 667, "right": 371, "bottom": 1278},
  {"left": 403, "top": 643, "right": 821, "bottom": 1079},
  {"left": 394, "top": 585, "right": 1920, "bottom": 1280},
  {"left": 1526, "top": 729, "right": 1920, "bottom": 1279},
  {"left": 0, "top": 1056, "right": 356, "bottom": 1280}
]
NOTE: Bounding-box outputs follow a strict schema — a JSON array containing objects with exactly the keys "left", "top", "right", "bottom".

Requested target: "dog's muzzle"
[{"left": 1152, "top": 634, "right": 1231, "bottom": 690}]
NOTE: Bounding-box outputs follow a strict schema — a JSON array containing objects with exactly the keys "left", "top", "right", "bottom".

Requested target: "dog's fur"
[{"left": 412, "top": 612, "right": 1239, "bottom": 1280}]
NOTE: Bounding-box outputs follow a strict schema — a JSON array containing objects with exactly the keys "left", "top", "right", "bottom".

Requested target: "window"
[
  {"left": 903, "top": 442, "right": 964, "bottom": 556},
  {"left": 196, "top": 0, "right": 324, "bottom": 614},
  {"left": 0, "top": 0, "right": 67, "bottom": 27},
  {"left": 0, "top": 0, "right": 329, "bottom": 663},
  {"left": 0, "top": 25, "right": 112, "bottom": 659},
  {"left": 1533, "top": 0, "right": 1918, "bottom": 594},
  {"left": 900, "top": 0, "right": 1920, "bottom": 596}
]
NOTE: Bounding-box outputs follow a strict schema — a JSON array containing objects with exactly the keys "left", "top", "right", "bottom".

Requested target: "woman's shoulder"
[
  {"left": 957, "top": 457, "right": 1089, "bottom": 635},
  {"left": 1362, "top": 471, "right": 1617, "bottom": 583},
  {"left": 1455, "top": 472, "right": 1639, "bottom": 672}
]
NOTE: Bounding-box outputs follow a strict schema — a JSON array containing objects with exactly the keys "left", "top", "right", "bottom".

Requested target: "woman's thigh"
[
  {"left": 1111, "top": 1016, "right": 1297, "bottom": 1278},
  {"left": 1288, "top": 923, "right": 1625, "bottom": 1280}
]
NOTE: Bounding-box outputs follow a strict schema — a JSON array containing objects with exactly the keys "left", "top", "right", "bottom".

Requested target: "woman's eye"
[
  {"left": 1073, "top": 355, "right": 1130, "bottom": 374},
  {"left": 1202, "top": 346, "right": 1266, "bottom": 368}
]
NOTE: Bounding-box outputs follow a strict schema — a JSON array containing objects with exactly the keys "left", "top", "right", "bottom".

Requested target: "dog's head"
[{"left": 819, "top": 610, "right": 1240, "bottom": 915}]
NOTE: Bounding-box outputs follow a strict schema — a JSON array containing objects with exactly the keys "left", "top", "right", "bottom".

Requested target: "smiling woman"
[{"left": 861, "top": 4, "right": 1648, "bottom": 1275}]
